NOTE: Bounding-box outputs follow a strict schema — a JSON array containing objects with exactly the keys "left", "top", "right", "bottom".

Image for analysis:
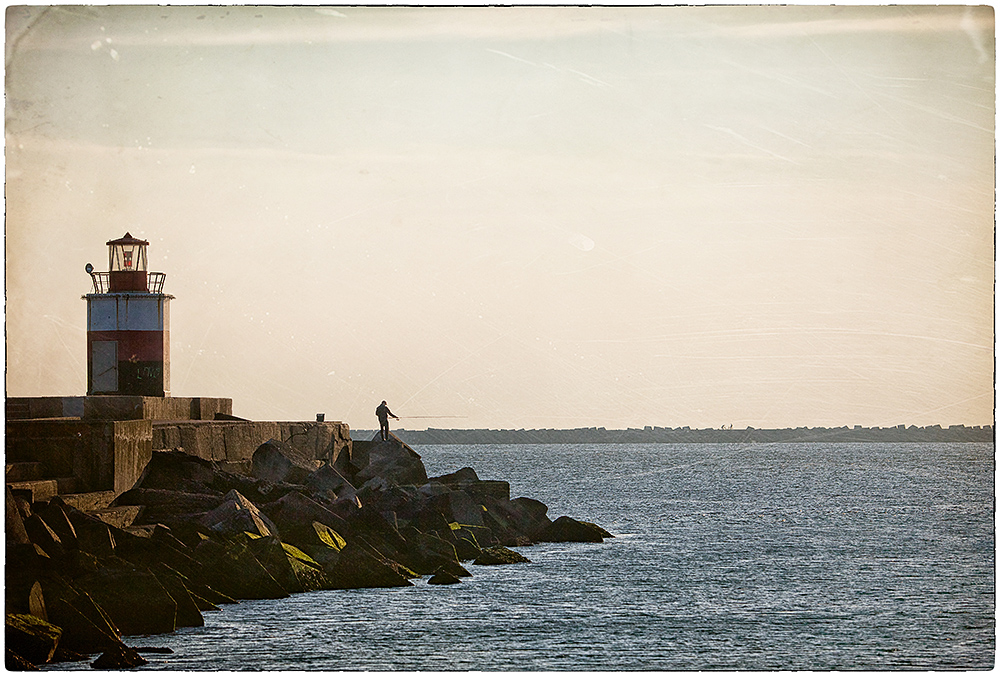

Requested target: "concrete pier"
[
  {"left": 5, "top": 396, "right": 351, "bottom": 503},
  {"left": 151, "top": 420, "right": 352, "bottom": 470},
  {"left": 6, "top": 418, "right": 152, "bottom": 497},
  {"left": 6, "top": 395, "right": 233, "bottom": 421}
]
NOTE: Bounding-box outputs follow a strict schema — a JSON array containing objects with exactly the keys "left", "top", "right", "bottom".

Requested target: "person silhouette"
[{"left": 375, "top": 400, "right": 398, "bottom": 441}]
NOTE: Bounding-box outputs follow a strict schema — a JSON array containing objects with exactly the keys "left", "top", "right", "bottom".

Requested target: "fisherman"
[{"left": 375, "top": 400, "right": 398, "bottom": 441}]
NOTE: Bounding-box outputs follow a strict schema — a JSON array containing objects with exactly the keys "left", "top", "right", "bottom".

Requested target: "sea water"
[{"left": 112, "top": 442, "right": 993, "bottom": 670}]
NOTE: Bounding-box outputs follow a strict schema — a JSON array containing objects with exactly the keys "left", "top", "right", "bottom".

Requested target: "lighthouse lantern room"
[
  {"left": 107, "top": 232, "right": 149, "bottom": 292},
  {"left": 85, "top": 232, "right": 173, "bottom": 396}
]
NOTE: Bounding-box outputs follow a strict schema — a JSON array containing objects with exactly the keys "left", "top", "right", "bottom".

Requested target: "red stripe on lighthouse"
[{"left": 87, "top": 331, "right": 165, "bottom": 362}]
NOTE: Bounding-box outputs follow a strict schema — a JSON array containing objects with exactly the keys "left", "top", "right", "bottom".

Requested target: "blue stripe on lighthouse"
[{"left": 88, "top": 296, "right": 169, "bottom": 332}]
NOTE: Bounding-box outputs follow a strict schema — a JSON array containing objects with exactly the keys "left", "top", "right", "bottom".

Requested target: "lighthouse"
[{"left": 84, "top": 233, "right": 173, "bottom": 396}]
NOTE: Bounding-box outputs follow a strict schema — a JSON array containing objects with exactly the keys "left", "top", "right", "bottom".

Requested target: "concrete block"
[
  {"left": 5, "top": 397, "right": 85, "bottom": 420},
  {"left": 6, "top": 462, "right": 43, "bottom": 482},
  {"left": 60, "top": 491, "right": 116, "bottom": 512},
  {"left": 112, "top": 421, "right": 153, "bottom": 494},
  {"left": 6, "top": 419, "right": 151, "bottom": 497},
  {"left": 89, "top": 506, "right": 143, "bottom": 529},
  {"left": 7, "top": 480, "right": 60, "bottom": 503},
  {"left": 83, "top": 396, "right": 233, "bottom": 421}
]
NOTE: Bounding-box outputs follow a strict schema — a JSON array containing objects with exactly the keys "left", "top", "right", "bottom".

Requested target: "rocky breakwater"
[{"left": 5, "top": 433, "right": 610, "bottom": 669}]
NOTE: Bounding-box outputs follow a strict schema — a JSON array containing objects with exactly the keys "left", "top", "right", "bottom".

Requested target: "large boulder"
[
  {"left": 480, "top": 503, "right": 533, "bottom": 548},
  {"left": 251, "top": 439, "right": 323, "bottom": 485},
  {"left": 262, "top": 491, "right": 352, "bottom": 549},
  {"left": 6, "top": 486, "right": 31, "bottom": 546},
  {"left": 5, "top": 613, "right": 61, "bottom": 665},
  {"left": 443, "top": 524, "right": 484, "bottom": 561},
  {"left": 73, "top": 568, "right": 178, "bottom": 636},
  {"left": 473, "top": 546, "right": 531, "bottom": 566},
  {"left": 38, "top": 580, "right": 122, "bottom": 653},
  {"left": 111, "top": 524, "right": 207, "bottom": 589},
  {"left": 90, "top": 643, "right": 148, "bottom": 670},
  {"left": 508, "top": 497, "right": 553, "bottom": 538},
  {"left": 22, "top": 515, "right": 66, "bottom": 559},
  {"left": 397, "top": 526, "right": 470, "bottom": 577},
  {"left": 244, "top": 534, "right": 330, "bottom": 593},
  {"left": 537, "top": 516, "right": 611, "bottom": 543},
  {"left": 199, "top": 490, "right": 278, "bottom": 538},
  {"left": 353, "top": 437, "right": 428, "bottom": 487},
  {"left": 193, "top": 538, "right": 289, "bottom": 600},
  {"left": 6, "top": 646, "right": 37, "bottom": 670},
  {"left": 131, "top": 450, "right": 217, "bottom": 493},
  {"left": 323, "top": 543, "right": 413, "bottom": 589},
  {"left": 428, "top": 570, "right": 462, "bottom": 585},
  {"left": 114, "top": 488, "right": 223, "bottom": 526},
  {"left": 151, "top": 562, "right": 231, "bottom": 611},
  {"left": 428, "top": 468, "right": 510, "bottom": 502},
  {"left": 150, "top": 568, "right": 205, "bottom": 628},
  {"left": 413, "top": 492, "right": 487, "bottom": 532},
  {"left": 428, "top": 467, "right": 480, "bottom": 485},
  {"left": 65, "top": 511, "right": 117, "bottom": 559},
  {"left": 304, "top": 465, "right": 355, "bottom": 498},
  {"left": 34, "top": 500, "right": 78, "bottom": 550},
  {"left": 127, "top": 450, "right": 300, "bottom": 510}
]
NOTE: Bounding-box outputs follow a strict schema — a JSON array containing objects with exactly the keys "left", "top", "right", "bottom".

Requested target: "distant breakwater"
[{"left": 356, "top": 424, "right": 994, "bottom": 446}]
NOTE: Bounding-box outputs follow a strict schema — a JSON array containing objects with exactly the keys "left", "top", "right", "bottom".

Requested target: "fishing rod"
[{"left": 397, "top": 415, "right": 469, "bottom": 419}]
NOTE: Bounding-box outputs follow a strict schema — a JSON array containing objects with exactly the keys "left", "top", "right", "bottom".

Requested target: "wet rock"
[
  {"left": 74, "top": 568, "right": 178, "bottom": 636},
  {"left": 445, "top": 524, "right": 484, "bottom": 561},
  {"left": 51, "top": 645, "right": 88, "bottom": 663},
  {"left": 428, "top": 467, "right": 480, "bottom": 485},
  {"left": 428, "top": 569, "right": 462, "bottom": 585},
  {"left": 538, "top": 516, "right": 610, "bottom": 543},
  {"left": 39, "top": 580, "right": 123, "bottom": 653},
  {"left": 324, "top": 542, "right": 414, "bottom": 589},
  {"left": 90, "top": 643, "right": 148, "bottom": 670},
  {"left": 5, "top": 613, "right": 61, "bottom": 665},
  {"left": 150, "top": 567, "right": 205, "bottom": 628},
  {"left": 397, "top": 525, "right": 469, "bottom": 577},
  {"left": 193, "top": 537, "right": 289, "bottom": 600},
  {"left": 508, "top": 497, "right": 553, "bottom": 538},
  {"left": 245, "top": 534, "right": 330, "bottom": 593},
  {"left": 473, "top": 546, "right": 531, "bottom": 565}
]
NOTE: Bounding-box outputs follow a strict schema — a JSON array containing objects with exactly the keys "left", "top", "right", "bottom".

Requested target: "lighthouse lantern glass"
[{"left": 109, "top": 242, "right": 147, "bottom": 272}]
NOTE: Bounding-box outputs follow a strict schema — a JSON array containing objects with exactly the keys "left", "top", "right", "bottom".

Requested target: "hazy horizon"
[{"left": 6, "top": 5, "right": 995, "bottom": 432}]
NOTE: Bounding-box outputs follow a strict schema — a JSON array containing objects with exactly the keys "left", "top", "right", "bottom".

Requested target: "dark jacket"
[{"left": 376, "top": 404, "right": 396, "bottom": 422}]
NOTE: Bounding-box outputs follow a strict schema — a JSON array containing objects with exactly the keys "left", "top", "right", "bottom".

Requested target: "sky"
[{"left": 5, "top": 5, "right": 995, "bottom": 431}]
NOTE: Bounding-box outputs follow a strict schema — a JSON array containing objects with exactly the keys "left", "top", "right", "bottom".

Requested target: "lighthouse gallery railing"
[{"left": 89, "top": 272, "right": 166, "bottom": 294}]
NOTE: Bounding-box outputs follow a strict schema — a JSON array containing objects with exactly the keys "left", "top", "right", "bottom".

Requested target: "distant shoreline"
[{"left": 352, "top": 425, "right": 994, "bottom": 445}]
